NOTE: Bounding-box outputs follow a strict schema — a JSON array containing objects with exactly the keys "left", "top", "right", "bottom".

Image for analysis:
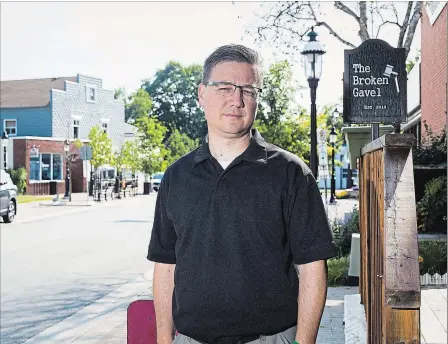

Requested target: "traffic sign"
[
  {"left": 317, "top": 128, "right": 327, "bottom": 144},
  {"left": 79, "top": 145, "right": 93, "bottom": 160},
  {"left": 319, "top": 150, "right": 328, "bottom": 166},
  {"left": 318, "top": 165, "right": 330, "bottom": 180}
]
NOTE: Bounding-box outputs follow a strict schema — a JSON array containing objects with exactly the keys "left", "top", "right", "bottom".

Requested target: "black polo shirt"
[{"left": 147, "top": 128, "right": 337, "bottom": 343}]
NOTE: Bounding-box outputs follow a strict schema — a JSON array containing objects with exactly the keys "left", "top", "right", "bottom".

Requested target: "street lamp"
[
  {"left": 329, "top": 127, "right": 337, "bottom": 204},
  {"left": 301, "top": 26, "right": 326, "bottom": 178},
  {"left": 1, "top": 131, "right": 8, "bottom": 170},
  {"left": 63, "top": 139, "right": 70, "bottom": 200}
]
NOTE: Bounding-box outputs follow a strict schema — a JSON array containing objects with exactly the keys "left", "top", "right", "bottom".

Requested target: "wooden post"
[{"left": 360, "top": 134, "right": 420, "bottom": 344}]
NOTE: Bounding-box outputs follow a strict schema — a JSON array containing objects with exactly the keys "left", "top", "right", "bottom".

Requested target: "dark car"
[{"left": 0, "top": 170, "right": 17, "bottom": 223}]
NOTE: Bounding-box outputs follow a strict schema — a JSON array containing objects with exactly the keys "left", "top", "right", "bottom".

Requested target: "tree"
[
  {"left": 142, "top": 61, "right": 207, "bottom": 140},
  {"left": 406, "top": 49, "right": 421, "bottom": 73},
  {"left": 257, "top": 60, "right": 303, "bottom": 126},
  {"left": 250, "top": 1, "right": 422, "bottom": 59},
  {"left": 88, "top": 126, "right": 113, "bottom": 170},
  {"left": 125, "top": 88, "right": 153, "bottom": 124},
  {"left": 255, "top": 110, "right": 311, "bottom": 162},
  {"left": 165, "top": 129, "right": 200, "bottom": 166},
  {"left": 114, "top": 87, "right": 126, "bottom": 101},
  {"left": 111, "top": 144, "right": 126, "bottom": 175},
  {"left": 118, "top": 140, "right": 142, "bottom": 177},
  {"left": 134, "top": 116, "right": 169, "bottom": 178}
]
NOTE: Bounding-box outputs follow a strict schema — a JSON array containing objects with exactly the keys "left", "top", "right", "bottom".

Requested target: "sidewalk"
[
  {"left": 10, "top": 191, "right": 149, "bottom": 224},
  {"left": 25, "top": 268, "right": 357, "bottom": 344}
]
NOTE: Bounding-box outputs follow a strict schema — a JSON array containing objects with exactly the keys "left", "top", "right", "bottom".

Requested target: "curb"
[{"left": 24, "top": 267, "right": 154, "bottom": 344}]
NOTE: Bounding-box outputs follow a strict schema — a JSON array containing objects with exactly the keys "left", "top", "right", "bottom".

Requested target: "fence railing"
[
  {"left": 359, "top": 134, "right": 421, "bottom": 344},
  {"left": 30, "top": 182, "right": 50, "bottom": 196}
]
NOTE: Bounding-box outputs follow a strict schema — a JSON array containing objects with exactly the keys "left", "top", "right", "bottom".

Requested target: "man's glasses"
[{"left": 205, "top": 81, "right": 262, "bottom": 101}]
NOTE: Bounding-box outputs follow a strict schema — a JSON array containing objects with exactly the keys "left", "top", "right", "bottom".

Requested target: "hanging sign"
[{"left": 343, "top": 39, "right": 407, "bottom": 124}]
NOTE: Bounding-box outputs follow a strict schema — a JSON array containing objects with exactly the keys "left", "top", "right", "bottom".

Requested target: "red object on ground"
[{"left": 127, "top": 300, "right": 157, "bottom": 344}]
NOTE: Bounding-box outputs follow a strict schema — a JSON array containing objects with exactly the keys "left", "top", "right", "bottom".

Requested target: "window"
[
  {"left": 53, "top": 154, "right": 62, "bottom": 180},
  {"left": 4, "top": 120, "right": 17, "bottom": 136},
  {"left": 3, "top": 147, "right": 6, "bottom": 169},
  {"left": 29, "top": 153, "right": 63, "bottom": 181},
  {"left": 102, "top": 122, "right": 108, "bottom": 133},
  {"left": 86, "top": 84, "right": 97, "bottom": 103},
  {"left": 73, "top": 120, "right": 80, "bottom": 139}
]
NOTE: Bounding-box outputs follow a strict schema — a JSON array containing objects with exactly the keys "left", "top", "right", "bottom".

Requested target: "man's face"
[{"left": 198, "top": 62, "right": 260, "bottom": 139}]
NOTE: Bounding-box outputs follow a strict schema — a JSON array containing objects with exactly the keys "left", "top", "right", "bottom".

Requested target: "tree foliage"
[
  {"left": 165, "top": 129, "right": 200, "bottom": 166},
  {"left": 406, "top": 49, "right": 421, "bottom": 73},
  {"left": 255, "top": 111, "right": 311, "bottom": 162},
  {"left": 134, "top": 116, "right": 169, "bottom": 176},
  {"left": 413, "top": 122, "right": 447, "bottom": 166},
  {"left": 125, "top": 89, "right": 153, "bottom": 124},
  {"left": 125, "top": 140, "right": 143, "bottom": 174},
  {"left": 257, "top": 60, "right": 302, "bottom": 126},
  {"left": 142, "top": 61, "right": 207, "bottom": 140},
  {"left": 88, "top": 125, "right": 113, "bottom": 169}
]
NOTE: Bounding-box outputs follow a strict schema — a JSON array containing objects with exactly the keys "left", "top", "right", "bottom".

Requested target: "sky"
[{"left": 0, "top": 1, "right": 421, "bottom": 111}]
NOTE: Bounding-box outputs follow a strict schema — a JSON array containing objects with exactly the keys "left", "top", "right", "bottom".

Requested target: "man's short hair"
[{"left": 202, "top": 44, "right": 263, "bottom": 87}]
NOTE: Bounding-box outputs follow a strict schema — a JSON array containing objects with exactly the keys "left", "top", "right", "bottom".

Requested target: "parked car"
[
  {"left": 151, "top": 172, "right": 164, "bottom": 192},
  {"left": 0, "top": 170, "right": 18, "bottom": 223}
]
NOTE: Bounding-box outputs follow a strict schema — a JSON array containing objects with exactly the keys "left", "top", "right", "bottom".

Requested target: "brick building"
[
  {"left": 404, "top": 2, "right": 447, "bottom": 139},
  {"left": 421, "top": 1, "right": 447, "bottom": 135},
  {"left": 0, "top": 74, "right": 127, "bottom": 194}
]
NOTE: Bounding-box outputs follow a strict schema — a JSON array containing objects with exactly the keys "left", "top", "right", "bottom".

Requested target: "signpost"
[
  {"left": 343, "top": 39, "right": 407, "bottom": 139},
  {"left": 79, "top": 145, "right": 93, "bottom": 204},
  {"left": 317, "top": 128, "right": 330, "bottom": 213}
]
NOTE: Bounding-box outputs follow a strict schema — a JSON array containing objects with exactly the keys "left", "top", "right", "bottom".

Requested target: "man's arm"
[
  {"left": 294, "top": 260, "right": 328, "bottom": 344},
  {"left": 153, "top": 262, "right": 176, "bottom": 344}
]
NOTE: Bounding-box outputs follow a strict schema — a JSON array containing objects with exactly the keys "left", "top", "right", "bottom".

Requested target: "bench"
[{"left": 95, "top": 182, "right": 113, "bottom": 202}]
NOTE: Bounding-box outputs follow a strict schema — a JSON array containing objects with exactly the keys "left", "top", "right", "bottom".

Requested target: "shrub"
[
  {"left": 327, "top": 256, "right": 350, "bottom": 286},
  {"left": 416, "top": 175, "right": 447, "bottom": 232},
  {"left": 6, "top": 166, "right": 27, "bottom": 194},
  {"left": 419, "top": 241, "right": 447, "bottom": 275},
  {"left": 331, "top": 206, "right": 360, "bottom": 257},
  {"left": 413, "top": 123, "right": 446, "bottom": 166}
]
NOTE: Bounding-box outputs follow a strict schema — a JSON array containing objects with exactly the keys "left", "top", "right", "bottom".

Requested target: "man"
[{"left": 147, "top": 44, "right": 337, "bottom": 344}]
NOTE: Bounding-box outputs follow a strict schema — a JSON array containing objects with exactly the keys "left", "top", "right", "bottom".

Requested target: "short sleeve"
[
  {"left": 147, "top": 177, "right": 177, "bottom": 264},
  {"left": 287, "top": 172, "right": 338, "bottom": 265}
]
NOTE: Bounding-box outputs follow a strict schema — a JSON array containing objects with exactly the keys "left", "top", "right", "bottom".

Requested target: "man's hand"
[
  {"left": 153, "top": 262, "right": 176, "bottom": 344},
  {"left": 295, "top": 260, "right": 328, "bottom": 344}
]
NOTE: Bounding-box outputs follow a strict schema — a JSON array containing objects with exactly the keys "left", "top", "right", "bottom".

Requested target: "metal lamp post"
[
  {"left": 329, "top": 127, "right": 337, "bottom": 204},
  {"left": 301, "top": 26, "right": 326, "bottom": 178},
  {"left": 341, "top": 139, "right": 353, "bottom": 189},
  {"left": 63, "top": 140, "right": 70, "bottom": 200},
  {"left": 1, "top": 131, "right": 8, "bottom": 170}
]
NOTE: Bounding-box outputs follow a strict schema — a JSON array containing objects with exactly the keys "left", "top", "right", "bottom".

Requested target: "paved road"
[{"left": 0, "top": 194, "right": 157, "bottom": 344}]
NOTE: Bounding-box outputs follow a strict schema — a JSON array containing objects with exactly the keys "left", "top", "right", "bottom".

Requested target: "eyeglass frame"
[{"left": 204, "top": 81, "right": 263, "bottom": 100}]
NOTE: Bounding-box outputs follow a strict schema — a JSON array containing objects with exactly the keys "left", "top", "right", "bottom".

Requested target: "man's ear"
[{"left": 198, "top": 83, "right": 205, "bottom": 106}]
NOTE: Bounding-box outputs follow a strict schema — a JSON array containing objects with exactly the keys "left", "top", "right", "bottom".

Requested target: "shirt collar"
[{"left": 193, "top": 128, "right": 268, "bottom": 167}]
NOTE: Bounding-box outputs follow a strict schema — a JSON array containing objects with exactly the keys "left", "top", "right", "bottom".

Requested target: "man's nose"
[{"left": 228, "top": 87, "right": 245, "bottom": 108}]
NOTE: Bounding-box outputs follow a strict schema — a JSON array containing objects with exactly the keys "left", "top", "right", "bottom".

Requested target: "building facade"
[
  {"left": 0, "top": 74, "right": 126, "bottom": 194},
  {"left": 420, "top": 1, "right": 447, "bottom": 135},
  {"left": 403, "top": 2, "right": 447, "bottom": 139}
]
